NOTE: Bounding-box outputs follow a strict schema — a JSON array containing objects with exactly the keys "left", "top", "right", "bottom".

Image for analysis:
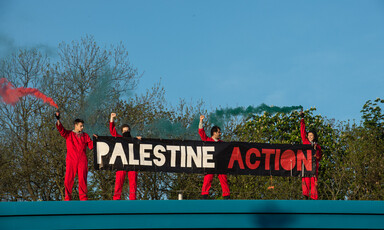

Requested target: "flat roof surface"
[{"left": 1, "top": 200, "right": 384, "bottom": 229}]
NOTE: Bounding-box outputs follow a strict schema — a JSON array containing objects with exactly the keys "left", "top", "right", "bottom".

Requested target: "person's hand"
[
  {"left": 200, "top": 115, "right": 205, "bottom": 121},
  {"left": 93, "top": 134, "right": 98, "bottom": 139},
  {"left": 55, "top": 111, "right": 60, "bottom": 120},
  {"left": 110, "top": 113, "right": 116, "bottom": 122},
  {"left": 136, "top": 136, "right": 142, "bottom": 140}
]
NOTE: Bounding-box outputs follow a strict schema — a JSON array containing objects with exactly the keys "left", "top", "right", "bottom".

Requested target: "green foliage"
[
  {"left": 232, "top": 108, "right": 345, "bottom": 200},
  {"left": 1, "top": 36, "right": 383, "bottom": 201},
  {"left": 361, "top": 98, "right": 384, "bottom": 132},
  {"left": 340, "top": 98, "right": 384, "bottom": 200}
]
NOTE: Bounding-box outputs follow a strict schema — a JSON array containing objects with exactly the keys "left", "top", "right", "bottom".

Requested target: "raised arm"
[
  {"left": 300, "top": 119, "right": 308, "bottom": 143},
  {"left": 198, "top": 115, "right": 209, "bottom": 141},
  {"left": 299, "top": 111, "right": 309, "bottom": 144},
  {"left": 109, "top": 113, "right": 121, "bottom": 137},
  {"left": 55, "top": 111, "right": 70, "bottom": 138}
]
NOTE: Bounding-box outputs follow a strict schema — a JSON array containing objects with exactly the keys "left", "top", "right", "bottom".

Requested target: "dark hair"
[
  {"left": 74, "top": 119, "right": 84, "bottom": 125},
  {"left": 211, "top": 126, "right": 221, "bottom": 136},
  {"left": 121, "top": 124, "right": 131, "bottom": 132},
  {"left": 307, "top": 130, "right": 318, "bottom": 143}
]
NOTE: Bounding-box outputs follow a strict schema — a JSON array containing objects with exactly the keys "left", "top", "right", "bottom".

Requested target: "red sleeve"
[
  {"left": 86, "top": 133, "right": 93, "bottom": 150},
  {"left": 109, "top": 121, "right": 122, "bottom": 137},
  {"left": 316, "top": 144, "right": 322, "bottom": 161},
  {"left": 56, "top": 122, "right": 71, "bottom": 139},
  {"left": 300, "top": 118, "right": 310, "bottom": 144},
  {"left": 198, "top": 128, "right": 209, "bottom": 141}
]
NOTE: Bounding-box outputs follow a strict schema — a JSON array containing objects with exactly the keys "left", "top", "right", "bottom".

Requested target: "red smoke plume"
[{"left": 0, "top": 78, "right": 58, "bottom": 108}]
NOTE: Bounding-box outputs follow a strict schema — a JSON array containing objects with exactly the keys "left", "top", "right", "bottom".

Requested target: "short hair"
[
  {"left": 211, "top": 126, "right": 221, "bottom": 136},
  {"left": 121, "top": 124, "right": 131, "bottom": 132},
  {"left": 74, "top": 119, "right": 84, "bottom": 125}
]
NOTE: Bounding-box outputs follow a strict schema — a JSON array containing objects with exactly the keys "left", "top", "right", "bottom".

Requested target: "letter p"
[{"left": 97, "top": 142, "right": 110, "bottom": 165}]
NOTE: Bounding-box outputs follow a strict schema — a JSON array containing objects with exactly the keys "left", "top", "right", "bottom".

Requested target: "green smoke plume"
[
  {"left": 208, "top": 103, "right": 303, "bottom": 128},
  {"left": 145, "top": 117, "right": 200, "bottom": 140},
  {"left": 145, "top": 103, "right": 302, "bottom": 140},
  {"left": 79, "top": 68, "right": 116, "bottom": 136}
]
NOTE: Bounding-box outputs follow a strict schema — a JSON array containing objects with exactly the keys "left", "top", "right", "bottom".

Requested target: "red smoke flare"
[{"left": 0, "top": 78, "right": 58, "bottom": 108}]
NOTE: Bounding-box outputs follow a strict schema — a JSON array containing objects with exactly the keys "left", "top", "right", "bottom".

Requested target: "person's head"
[
  {"left": 74, "top": 119, "right": 84, "bottom": 132},
  {"left": 121, "top": 124, "right": 132, "bottom": 137},
  {"left": 121, "top": 124, "right": 131, "bottom": 134},
  {"left": 307, "top": 130, "right": 318, "bottom": 143},
  {"left": 211, "top": 126, "right": 221, "bottom": 139}
]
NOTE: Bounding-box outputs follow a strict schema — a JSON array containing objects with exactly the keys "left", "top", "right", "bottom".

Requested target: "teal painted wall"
[{"left": 1, "top": 200, "right": 384, "bottom": 229}]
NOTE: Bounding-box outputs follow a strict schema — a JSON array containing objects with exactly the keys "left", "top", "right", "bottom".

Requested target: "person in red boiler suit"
[
  {"left": 109, "top": 112, "right": 141, "bottom": 200},
  {"left": 299, "top": 110, "right": 322, "bottom": 200},
  {"left": 55, "top": 111, "right": 95, "bottom": 201},
  {"left": 198, "top": 115, "right": 230, "bottom": 200}
]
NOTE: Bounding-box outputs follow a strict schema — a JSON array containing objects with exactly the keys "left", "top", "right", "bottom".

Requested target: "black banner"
[{"left": 93, "top": 136, "right": 316, "bottom": 177}]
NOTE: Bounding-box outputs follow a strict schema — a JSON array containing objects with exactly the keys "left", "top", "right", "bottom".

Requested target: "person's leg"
[
  {"left": 201, "top": 174, "right": 214, "bottom": 197},
  {"left": 113, "top": 171, "right": 127, "bottom": 200},
  {"left": 310, "top": 177, "right": 318, "bottom": 200},
  {"left": 128, "top": 171, "right": 137, "bottom": 200},
  {"left": 218, "top": 174, "right": 230, "bottom": 198},
  {"left": 78, "top": 160, "right": 88, "bottom": 201},
  {"left": 302, "top": 177, "right": 310, "bottom": 199},
  {"left": 64, "top": 160, "right": 76, "bottom": 201}
]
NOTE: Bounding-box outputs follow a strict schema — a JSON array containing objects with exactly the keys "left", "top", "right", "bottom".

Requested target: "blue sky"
[{"left": 1, "top": 0, "right": 383, "bottom": 123}]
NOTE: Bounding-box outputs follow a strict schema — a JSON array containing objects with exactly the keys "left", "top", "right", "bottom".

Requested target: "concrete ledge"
[{"left": 1, "top": 200, "right": 384, "bottom": 229}]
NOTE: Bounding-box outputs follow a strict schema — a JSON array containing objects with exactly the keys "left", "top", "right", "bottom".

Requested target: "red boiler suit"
[
  {"left": 300, "top": 118, "right": 322, "bottom": 200},
  {"left": 56, "top": 122, "right": 93, "bottom": 201},
  {"left": 110, "top": 121, "right": 137, "bottom": 200},
  {"left": 198, "top": 128, "right": 230, "bottom": 198}
]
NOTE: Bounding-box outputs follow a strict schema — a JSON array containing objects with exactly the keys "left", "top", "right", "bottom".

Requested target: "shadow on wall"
[{"left": 253, "top": 201, "right": 295, "bottom": 229}]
